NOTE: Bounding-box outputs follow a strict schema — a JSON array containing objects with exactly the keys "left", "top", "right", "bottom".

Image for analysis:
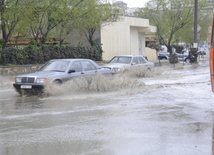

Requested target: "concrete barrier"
[{"left": 0, "top": 65, "right": 42, "bottom": 76}]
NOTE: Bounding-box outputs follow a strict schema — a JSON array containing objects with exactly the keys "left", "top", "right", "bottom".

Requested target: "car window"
[
  {"left": 108, "top": 57, "right": 118, "bottom": 63},
  {"left": 138, "top": 57, "right": 147, "bottom": 64},
  {"left": 58, "top": 61, "right": 69, "bottom": 71},
  {"left": 118, "top": 57, "right": 131, "bottom": 64},
  {"left": 38, "top": 60, "right": 70, "bottom": 72},
  {"left": 70, "top": 61, "right": 82, "bottom": 72},
  {"left": 132, "top": 57, "right": 139, "bottom": 64},
  {"left": 82, "top": 60, "right": 97, "bottom": 71},
  {"left": 109, "top": 57, "right": 131, "bottom": 64}
]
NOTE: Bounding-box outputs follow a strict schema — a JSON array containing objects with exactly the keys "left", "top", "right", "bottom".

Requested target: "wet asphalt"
[{"left": 0, "top": 55, "right": 213, "bottom": 155}]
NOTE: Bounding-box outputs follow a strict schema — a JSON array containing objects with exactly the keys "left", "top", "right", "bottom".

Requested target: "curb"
[{"left": 173, "top": 64, "right": 199, "bottom": 70}]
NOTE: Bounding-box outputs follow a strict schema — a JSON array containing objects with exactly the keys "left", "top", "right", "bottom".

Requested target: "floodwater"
[{"left": 0, "top": 62, "right": 214, "bottom": 155}]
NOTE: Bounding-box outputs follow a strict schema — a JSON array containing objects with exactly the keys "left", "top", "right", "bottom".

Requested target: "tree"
[
  {"left": 0, "top": 0, "right": 115, "bottom": 48},
  {"left": 134, "top": 0, "right": 209, "bottom": 54},
  {"left": 78, "top": 1, "right": 113, "bottom": 46},
  {"left": 0, "top": 0, "right": 31, "bottom": 48},
  {"left": 21, "top": 0, "right": 114, "bottom": 46},
  {"left": 23, "top": 0, "right": 88, "bottom": 45},
  {"left": 173, "top": 1, "right": 212, "bottom": 46}
]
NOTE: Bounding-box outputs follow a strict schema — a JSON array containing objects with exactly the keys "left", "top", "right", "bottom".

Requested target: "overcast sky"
[{"left": 115, "top": 0, "right": 149, "bottom": 8}]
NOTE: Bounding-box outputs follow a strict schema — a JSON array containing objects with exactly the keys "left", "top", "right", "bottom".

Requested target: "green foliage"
[
  {"left": 169, "top": 52, "right": 178, "bottom": 64},
  {"left": 0, "top": 43, "right": 104, "bottom": 65},
  {"left": 0, "top": 40, "right": 4, "bottom": 49},
  {"left": 147, "top": 42, "right": 161, "bottom": 52},
  {"left": 78, "top": 1, "right": 113, "bottom": 46},
  {"left": 171, "top": 45, "right": 184, "bottom": 53},
  {"left": 189, "top": 48, "right": 198, "bottom": 57},
  {"left": 24, "top": 39, "right": 41, "bottom": 50},
  {"left": 135, "top": 0, "right": 210, "bottom": 51},
  {"left": 0, "top": 0, "right": 33, "bottom": 48},
  {"left": 0, "top": 0, "right": 114, "bottom": 48}
]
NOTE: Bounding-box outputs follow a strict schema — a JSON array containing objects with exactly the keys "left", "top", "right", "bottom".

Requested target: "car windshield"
[
  {"left": 108, "top": 56, "right": 131, "bottom": 64},
  {"left": 182, "top": 49, "right": 189, "bottom": 55},
  {"left": 38, "top": 60, "right": 70, "bottom": 72}
]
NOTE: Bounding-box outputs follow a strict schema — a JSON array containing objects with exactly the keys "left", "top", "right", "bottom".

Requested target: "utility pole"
[{"left": 194, "top": 0, "right": 198, "bottom": 48}]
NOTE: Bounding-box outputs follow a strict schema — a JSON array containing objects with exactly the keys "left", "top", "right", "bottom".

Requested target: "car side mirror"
[{"left": 68, "top": 69, "right": 75, "bottom": 73}]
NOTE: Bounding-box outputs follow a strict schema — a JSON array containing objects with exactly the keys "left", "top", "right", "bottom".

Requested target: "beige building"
[{"left": 101, "top": 16, "right": 157, "bottom": 61}]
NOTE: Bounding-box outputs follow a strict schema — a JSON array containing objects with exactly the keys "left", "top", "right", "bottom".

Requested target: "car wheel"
[
  {"left": 53, "top": 80, "right": 62, "bottom": 85},
  {"left": 185, "top": 58, "right": 190, "bottom": 63}
]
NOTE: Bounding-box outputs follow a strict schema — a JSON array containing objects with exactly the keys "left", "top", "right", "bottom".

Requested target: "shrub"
[
  {"left": 169, "top": 52, "right": 178, "bottom": 64},
  {"left": 0, "top": 42, "right": 103, "bottom": 65},
  {"left": 172, "top": 45, "right": 184, "bottom": 53}
]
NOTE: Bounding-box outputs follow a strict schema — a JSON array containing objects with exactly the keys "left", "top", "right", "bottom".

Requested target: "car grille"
[{"left": 21, "top": 77, "right": 35, "bottom": 83}]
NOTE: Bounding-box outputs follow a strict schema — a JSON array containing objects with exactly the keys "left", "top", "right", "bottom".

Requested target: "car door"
[
  {"left": 132, "top": 57, "right": 140, "bottom": 66},
  {"left": 137, "top": 56, "right": 149, "bottom": 70},
  {"left": 66, "top": 60, "right": 84, "bottom": 81},
  {"left": 81, "top": 60, "right": 98, "bottom": 75},
  {"left": 80, "top": 60, "right": 99, "bottom": 83},
  {"left": 129, "top": 57, "right": 142, "bottom": 71}
]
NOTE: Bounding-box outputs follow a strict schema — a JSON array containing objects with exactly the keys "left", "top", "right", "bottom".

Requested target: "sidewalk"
[{"left": 152, "top": 54, "right": 209, "bottom": 70}]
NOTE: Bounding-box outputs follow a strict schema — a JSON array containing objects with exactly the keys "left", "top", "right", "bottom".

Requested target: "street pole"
[{"left": 194, "top": 0, "right": 198, "bottom": 48}]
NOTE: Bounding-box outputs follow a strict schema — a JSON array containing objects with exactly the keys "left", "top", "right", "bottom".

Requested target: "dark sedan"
[{"left": 13, "top": 59, "right": 112, "bottom": 95}]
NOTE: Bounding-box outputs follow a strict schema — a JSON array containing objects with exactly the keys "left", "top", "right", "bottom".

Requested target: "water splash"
[
  {"left": 44, "top": 73, "right": 145, "bottom": 96},
  {"left": 43, "top": 68, "right": 168, "bottom": 97},
  {"left": 0, "top": 76, "right": 14, "bottom": 87}
]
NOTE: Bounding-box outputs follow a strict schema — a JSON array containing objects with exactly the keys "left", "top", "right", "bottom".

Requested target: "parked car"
[
  {"left": 13, "top": 59, "right": 112, "bottom": 95},
  {"left": 102, "top": 55, "right": 154, "bottom": 74},
  {"left": 158, "top": 49, "right": 190, "bottom": 62},
  {"left": 158, "top": 45, "right": 176, "bottom": 60},
  {"left": 176, "top": 50, "right": 189, "bottom": 60},
  {"left": 198, "top": 46, "right": 206, "bottom": 55},
  {"left": 184, "top": 53, "right": 197, "bottom": 63},
  {"left": 158, "top": 52, "right": 170, "bottom": 60},
  {"left": 177, "top": 49, "right": 197, "bottom": 63}
]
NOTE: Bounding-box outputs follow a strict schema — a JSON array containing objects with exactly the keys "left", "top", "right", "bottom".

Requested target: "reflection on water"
[
  {"left": 1, "top": 65, "right": 214, "bottom": 155},
  {"left": 15, "top": 96, "right": 44, "bottom": 109}
]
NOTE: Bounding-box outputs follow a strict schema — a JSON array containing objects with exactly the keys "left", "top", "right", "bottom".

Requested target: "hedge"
[{"left": 0, "top": 42, "right": 103, "bottom": 65}]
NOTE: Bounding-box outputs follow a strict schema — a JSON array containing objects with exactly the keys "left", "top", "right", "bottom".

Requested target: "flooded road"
[{"left": 0, "top": 63, "right": 214, "bottom": 155}]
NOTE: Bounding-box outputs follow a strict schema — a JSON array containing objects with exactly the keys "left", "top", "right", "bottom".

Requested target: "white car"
[{"left": 103, "top": 55, "right": 154, "bottom": 73}]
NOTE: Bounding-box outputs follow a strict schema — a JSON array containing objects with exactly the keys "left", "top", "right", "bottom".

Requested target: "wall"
[
  {"left": 130, "top": 26, "right": 139, "bottom": 55},
  {"left": 101, "top": 16, "right": 156, "bottom": 61},
  {"left": 139, "top": 32, "right": 145, "bottom": 56},
  {"left": 101, "top": 19, "right": 130, "bottom": 60},
  {"left": 0, "top": 65, "right": 41, "bottom": 76},
  {"left": 145, "top": 47, "right": 157, "bottom": 61}
]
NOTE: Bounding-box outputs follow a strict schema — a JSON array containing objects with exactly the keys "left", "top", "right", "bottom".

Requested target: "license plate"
[{"left": 21, "top": 85, "right": 32, "bottom": 89}]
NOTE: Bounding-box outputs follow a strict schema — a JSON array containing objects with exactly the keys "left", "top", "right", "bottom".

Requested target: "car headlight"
[
  {"left": 35, "top": 78, "right": 49, "bottom": 83},
  {"left": 15, "top": 77, "right": 22, "bottom": 83},
  {"left": 112, "top": 68, "right": 121, "bottom": 73}
]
